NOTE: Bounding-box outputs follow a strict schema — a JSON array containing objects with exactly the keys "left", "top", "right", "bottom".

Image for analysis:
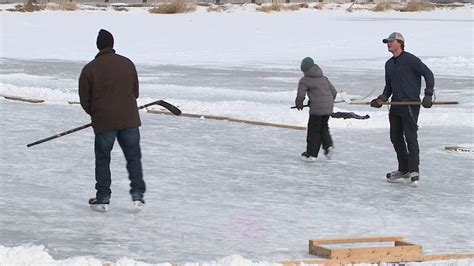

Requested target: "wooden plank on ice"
[
  {"left": 421, "top": 253, "right": 474, "bottom": 261},
  {"left": 310, "top": 236, "right": 404, "bottom": 245},
  {"left": 282, "top": 253, "right": 474, "bottom": 265},
  {"left": 329, "top": 244, "right": 422, "bottom": 260},
  {"left": 147, "top": 109, "right": 306, "bottom": 131},
  {"left": 445, "top": 146, "right": 473, "bottom": 153},
  {"left": 1, "top": 94, "right": 44, "bottom": 103},
  {"left": 348, "top": 101, "right": 458, "bottom": 105}
]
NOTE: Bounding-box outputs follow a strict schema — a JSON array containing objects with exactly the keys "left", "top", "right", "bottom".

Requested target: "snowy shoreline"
[
  {"left": 1, "top": 244, "right": 473, "bottom": 265},
  {"left": 1, "top": 4, "right": 473, "bottom": 66}
]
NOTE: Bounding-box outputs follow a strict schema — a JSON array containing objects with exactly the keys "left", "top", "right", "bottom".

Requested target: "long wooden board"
[
  {"left": 147, "top": 109, "right": 306, "bottom": 131},
  {"left": 310, "top": 236, "right": 403, "bottom": 245},
  {"left": 1, "top": 94, "right": 44, "bottom": 103},
  {"left": 445, "top": 146, "right": 473, "bottom": 153},
  {"left": 282, "top": 253, "right": 474, "bottom": 265},
  {"left": 349, "top": 100, "right": 458, "bottom": 105}
]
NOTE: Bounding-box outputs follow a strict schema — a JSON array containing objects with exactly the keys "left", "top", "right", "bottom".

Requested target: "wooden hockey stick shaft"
[{"left": 351, "top": 101, "right": 458, "bottom": 105}]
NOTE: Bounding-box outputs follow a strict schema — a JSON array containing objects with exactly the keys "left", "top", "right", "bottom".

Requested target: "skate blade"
[
  {"left": 300, "top": 156, "right": 316, "bottom": 162},
  {"left": 387, "top": 178, "right": 419, "bottom": 187},
  {"left": 386, "top": 177, "right": 410, "bottom": 183},
  {"left": 133, "top": 201, "right": 145, "bottom": 210},
  {"left": 90, "top": 204, "right": 108, "bottom": 212}
]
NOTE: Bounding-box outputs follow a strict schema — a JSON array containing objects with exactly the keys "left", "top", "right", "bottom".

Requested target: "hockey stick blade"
[
  {"left": 27, "top": 100, "right": 181, "bottom": 147},
  {"left": 155, "top": 100, "right": 181, "bottom": 116},
  {"left": 339, "top": 91, "right": 352, "bottom": 104}
]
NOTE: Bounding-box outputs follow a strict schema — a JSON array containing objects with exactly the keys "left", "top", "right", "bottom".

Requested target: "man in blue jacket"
[{"left": 371, "top": 32, "right": 435, "bottom": 184}]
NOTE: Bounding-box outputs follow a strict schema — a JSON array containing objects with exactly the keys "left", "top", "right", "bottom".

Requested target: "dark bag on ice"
[{"left": 330, "top": 112, "right": 370, "bottom": 120}]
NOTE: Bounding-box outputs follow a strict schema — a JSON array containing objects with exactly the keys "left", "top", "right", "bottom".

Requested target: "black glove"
[
  {"left": 422, "top": 95, "right": 433, "bottom": 108},
  {"left": 296, "top": 102, "right": 304, "bottom": 110},
  {"left": 370, "top": 98, "right": 382, "bottom": 108}
]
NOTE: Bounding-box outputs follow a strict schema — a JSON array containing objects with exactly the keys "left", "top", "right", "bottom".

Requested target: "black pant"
[
  {"left": 389, "top": 106, "right": 420, "bottom": 173},
  {"left": 306, "top": 115, "right": 332, "bottom": 157}
]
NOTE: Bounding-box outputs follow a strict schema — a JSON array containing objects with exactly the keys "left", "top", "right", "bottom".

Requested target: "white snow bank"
[
  {"left": 0, "top": 245, "right": 102, "bottom": 265},
  {"left": 0, "top": 245, "right": 279, "bottom": 266},
  {"left": 1, "top": 245, "right": 473, "bottom": 266}
]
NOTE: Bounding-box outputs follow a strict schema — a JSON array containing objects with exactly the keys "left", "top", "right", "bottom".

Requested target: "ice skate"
[
  {"left": 324, "top": 147, "right": 333, "bottom": 160},
  {"left": 132, "top": 195, "right": 145, "bottom": 210},
  {"left": 407, "top": 172, "right": 419, "bottom": 187},
  {"left": 300, "top": 151, "right": 316, "bottom": 162},
  {"left": 386, "top": 170, "right": 409, "bottom": 183},
  {"left": 89, "top": 198, "right": 110, "bottom": 212}
]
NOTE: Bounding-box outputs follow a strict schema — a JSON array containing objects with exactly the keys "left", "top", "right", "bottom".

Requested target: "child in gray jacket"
[{"left": 295, "top": 57, "right": 337, "bottom": 161}]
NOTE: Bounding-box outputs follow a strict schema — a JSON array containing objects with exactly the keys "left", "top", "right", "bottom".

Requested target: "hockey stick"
[
  {"left": 290, "top": 90, "right": 356, "bottom": 106},
  {"left": 349, "top": 101, "right": 458, "bottom": 105},
  {"left": 294, "top": 90, "right": 375, "bottom": 105},
  {"left": 290, "top": 105, "right": 309, "bottom": 109},
  {"left": 26, "top": 100, "right": 181, "bottom": 148},
  {"left": 290, "top": 105, "right": 369, "bottom": 119},
  {"left": 337, "top": 89, "right": 378, "bottom": 104},
  {"left": 339, "top": 91, "right": 458, "bottom": 105}
]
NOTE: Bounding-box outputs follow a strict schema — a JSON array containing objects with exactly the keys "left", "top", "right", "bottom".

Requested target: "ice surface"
[
  {"left": 1, "top": 92, "right": 473, "bottom": 263},
  {"left": 1, "top": 59, "right": 472, "bottom": 129}
]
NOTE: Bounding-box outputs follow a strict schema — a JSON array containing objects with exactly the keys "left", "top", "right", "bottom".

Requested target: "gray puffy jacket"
[{"left": 295, "top": 64, "right": 337, "bottom": 115}]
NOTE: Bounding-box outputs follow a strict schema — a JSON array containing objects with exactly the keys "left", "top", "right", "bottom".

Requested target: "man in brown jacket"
[{"left": 79, "top": 29, "right": 145, "bottom": 212}]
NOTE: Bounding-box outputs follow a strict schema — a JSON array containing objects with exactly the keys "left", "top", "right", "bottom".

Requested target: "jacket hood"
[
  {"left": 303, "top": 64, "right": 324, "bottom": 78},
  {"left": 95, "top": 48, "right": 116, "bottom": 58}
]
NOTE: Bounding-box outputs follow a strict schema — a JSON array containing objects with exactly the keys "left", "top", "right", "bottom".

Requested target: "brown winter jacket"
[
  {"left": 79, "top": 49, "right": 141, "bottom": 134},
  {"left": 295, "top": 64, "right": 337, "bottom": 116}
]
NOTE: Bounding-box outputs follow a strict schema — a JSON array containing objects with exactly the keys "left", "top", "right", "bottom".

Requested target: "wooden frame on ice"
[{"left": 309, "top": 236, "right": 422, "bottom": 261}]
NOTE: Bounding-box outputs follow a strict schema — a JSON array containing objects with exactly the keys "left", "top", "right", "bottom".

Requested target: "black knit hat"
[{"left": 96, "top": 29, "right": 114, "bottom": 50}]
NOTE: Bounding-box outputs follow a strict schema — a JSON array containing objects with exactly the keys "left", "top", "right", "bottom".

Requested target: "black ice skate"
[
  {"left": 89, "top": 198, "right": 110, "bottom": 212},
  {"left": 300, "top": 151, "right": 316, "bottom": 162},
  {"left": 386, "top": 170, "right": 409, "bottom": 182}
]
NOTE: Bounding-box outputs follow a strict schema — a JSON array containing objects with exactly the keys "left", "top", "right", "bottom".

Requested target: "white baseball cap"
[{"left": 383, "top": 32, "right": 405, "bottom": 43}]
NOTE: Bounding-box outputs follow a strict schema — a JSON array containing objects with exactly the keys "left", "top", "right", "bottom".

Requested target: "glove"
[
  {"left": 370, "top": 98, "right": 383, "bottom": 108},
  {"left": 296, "top": 102, "right": 304, "bottom": 110},
  {"left": 422, "top": 95, "right": 433, "bottom": 108}
]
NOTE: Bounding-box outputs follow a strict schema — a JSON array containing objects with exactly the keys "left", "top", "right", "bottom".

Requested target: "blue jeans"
[{"left": 94, "top": 127, "right": 145, "bottom": 200}]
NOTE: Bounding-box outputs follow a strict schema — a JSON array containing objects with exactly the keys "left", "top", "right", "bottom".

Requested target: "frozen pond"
[{"left": 0, "top": 59, "right": 473, "bottom": 264}]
